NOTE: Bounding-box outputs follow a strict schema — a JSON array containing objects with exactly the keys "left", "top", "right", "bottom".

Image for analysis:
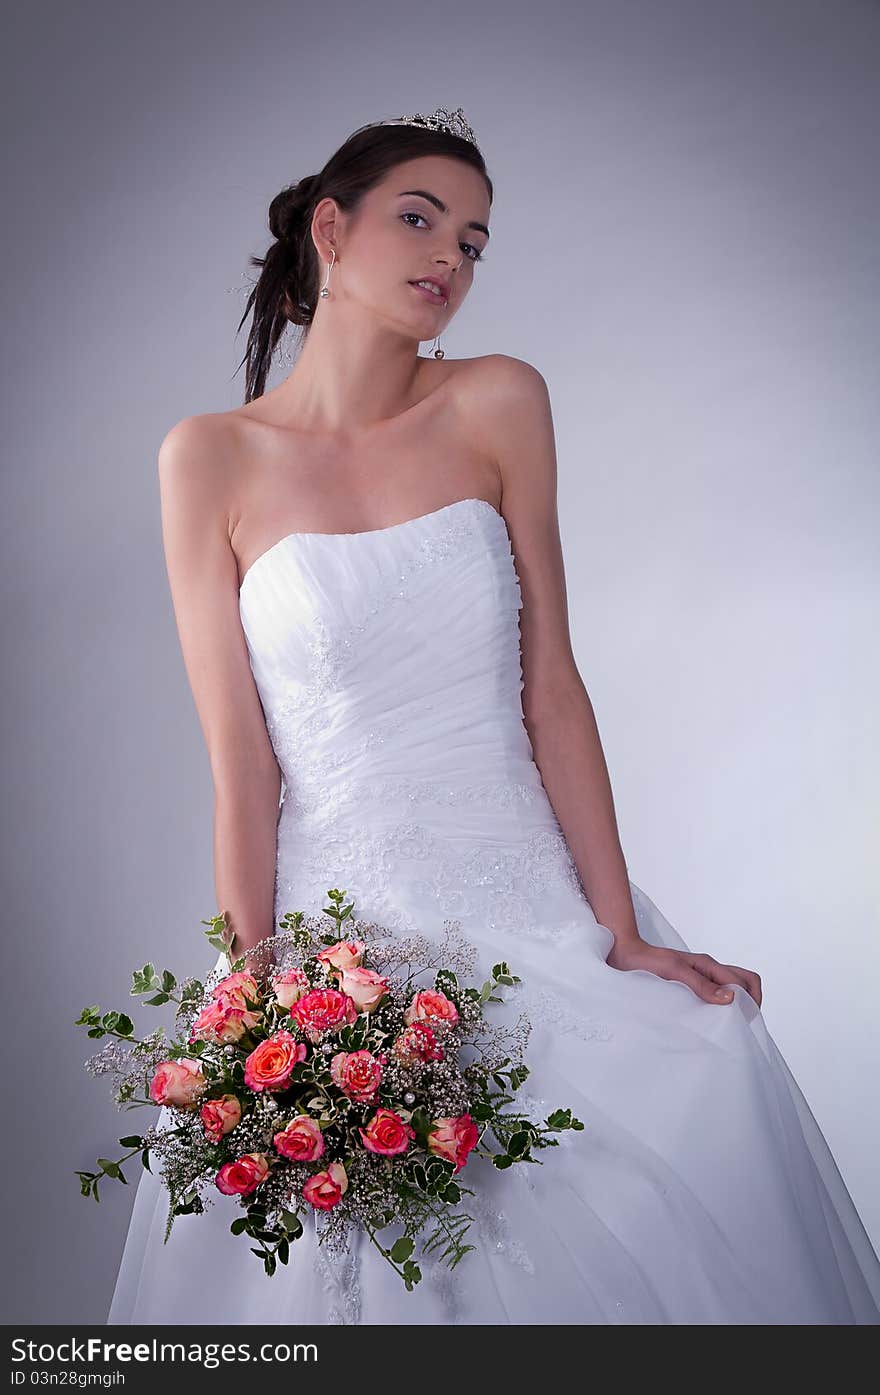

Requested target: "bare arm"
[
  {"left": 466, "top": 356, "right": 762, "bottom": 1008},
  {"left": 157, "top": 417, "right": 282, "bottom": 962},
  {"left": 471, "top": 357, "right": 641, "bottom": 945}
]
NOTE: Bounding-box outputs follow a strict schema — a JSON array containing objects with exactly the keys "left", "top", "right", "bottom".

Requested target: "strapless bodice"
[{"left": 237, "top": 497, "right": 600, "bottom": 947}]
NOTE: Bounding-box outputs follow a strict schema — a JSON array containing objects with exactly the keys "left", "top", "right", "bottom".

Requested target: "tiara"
[{"left": 376, "top": 106, "right": 480, "bottom": 152}]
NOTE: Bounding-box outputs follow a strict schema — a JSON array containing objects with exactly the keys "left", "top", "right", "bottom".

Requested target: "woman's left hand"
[{"left": 606, "top": 938, "right": 762, "bottom": 1008}]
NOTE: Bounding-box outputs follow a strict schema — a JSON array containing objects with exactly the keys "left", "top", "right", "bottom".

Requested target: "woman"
[{"left": 107, "top": 107, "right": 880, "bottom": 1324}]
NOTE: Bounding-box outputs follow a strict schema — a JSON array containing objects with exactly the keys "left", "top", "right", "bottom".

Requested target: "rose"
[
  {"left": 212, "top": 971, "right": 260, "bottom": 1008},
  {"left": 289, "top": 988, "right": 358, "bottom": 1040},
  {"left": 392, "top": 1021, "right": 445, "bottom": 1066},
  {"left": 200, "top": 1093, "right": 242, "bottom": 1142},
  {"left": 427, "top": 1113, "right": 479, "bottom": 1173},
  {"left": 215, "top": 1151, "right": 270, "bottom": 1197},
  {"left": 330, "top": 1049, "right": 384, "bottom": 1102},
  {"left": 189, "top": 996, "right": 252, "bottom": 1045},
  {"left": 244, "top": 1029, "right": 307, "bottom": 1092},
  {"left": 335, "top": 966, "right": 389, "bottom": 1013},
  {"left": 270, "top": 968, "right": 310, "bottom": 1010},
  {"left": 403, "top": 988, "right": 459, "bottom": 1029},
  {"left": 273, "top": 1115, "right": 325, "bottom": 1162},
  {"left": 317, "top": 940, "right": 366, "bottom": 974},
  {"left": 359, "top": 1108, "right": 416, "bottom": 1157},
  {"left": 302, "top": 1161, "right": 348, "bottom": 1210},
  {"left": 149, "top": 1058, "right": 207, "bottom": 1109},
  {"left": 207, "top": 971, "right": 262, "bottom": 1033}
]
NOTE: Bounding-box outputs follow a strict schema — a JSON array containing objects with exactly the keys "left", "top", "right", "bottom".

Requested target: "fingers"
[
  {"left": 661, "top": 962, "right": 734, "bottom": 1005},
  {"left": 691, "top": 954, "right": 762, "bottom": 1007},
  {"left": 726, "top": 963, "right": 762, "bottom": 1007}
]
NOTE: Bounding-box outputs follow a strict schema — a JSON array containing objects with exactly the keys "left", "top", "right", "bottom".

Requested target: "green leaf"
[
  {"left": 118, "top": 1136, "right": 142, "bottom": 1148},
  {"left": 144, "top": 993, "right": 170, "bottom": 1007},
  {"left": 280, "top": 1210, "right": 302, "bottom": 1235},
  {"left": 230, "top": 1217, "right": 248, "bottom": 1235},
  {"left": 161, "top": 970, "right": 177, "bottom": 993},
  {"left": 492, "top": 1153, "right": 514, "bottom": 1169},
  {"left": 390, "top": 1236, "right": 414, "bottom": 1263}
]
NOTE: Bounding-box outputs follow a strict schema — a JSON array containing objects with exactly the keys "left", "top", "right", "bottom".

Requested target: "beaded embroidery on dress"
[{"left": 108, "top": 498, "right": 880, "bottom": 1324}]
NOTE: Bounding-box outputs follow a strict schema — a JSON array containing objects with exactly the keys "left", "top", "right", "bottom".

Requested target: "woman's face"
[{"left": 323, "top": 154, "right": 491, "bottom": 338}]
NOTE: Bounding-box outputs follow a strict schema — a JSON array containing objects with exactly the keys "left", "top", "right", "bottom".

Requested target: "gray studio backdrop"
[{"left": 2, "top": 0, "right": 878, "bottom": 1323}]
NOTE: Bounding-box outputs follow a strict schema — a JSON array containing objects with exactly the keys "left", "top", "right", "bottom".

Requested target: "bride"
[{"left": 107, "top": 107, "right": 880, "bottom": 1324}]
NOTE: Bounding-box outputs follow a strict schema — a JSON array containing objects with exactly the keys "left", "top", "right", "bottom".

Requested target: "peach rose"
[
  {"left": 189, "top": 996, "right": 252, "bottom": 1045},
  {"left": 244, "top": 1029, "right": 307, "bottom": 1092},
  {"left": 273, "top": 1115, "right": 325, "bottom": 1162},
  {"left": 392, "top": 1021, "right": 445, "bottom": 1066},
  {"left": 427, "top": 1113, "right": 479, "bottom": 1173},
  {"left": 302, "top": 1161, "right": 348, "bottom": 1210},
  {"left": 200, "top": 1093, "right": 242, "bottom": 1142},
  {"left": 270, "top": 968, "right": 310, "bottom": 1010},
  {"left": 149, "top": 1058, "right": 207, "bottom": 1109},
  {"left": 317, "top": 939, "right": 366, "bottom": 974},
  {"left": 215, "top": 1151, "right": 270, "bottom": 1197},
  {"left": 330, "top": 1049, "right": 384, "bottom": 1103},
  {"left": 335, "top": 965, "right": 389, "bottom": 1013},
  {"left": 359, "top": 1108, "right": 416, "bottom": 1157},
  {"left": 289, "top": 988, "right": 358, "bottom": 1040},
  {"left": 403, "top": 988, "right": 459, "bottom": 1029},
  {"left": 212, "top": 970, "right": 260, "bottom": 1008}
]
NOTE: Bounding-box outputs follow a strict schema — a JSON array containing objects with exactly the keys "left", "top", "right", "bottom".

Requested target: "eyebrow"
[{"left": 396, "top": 189, "right": 490, "bottom": 240}]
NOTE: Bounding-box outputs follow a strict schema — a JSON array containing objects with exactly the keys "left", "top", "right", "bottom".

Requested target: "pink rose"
[
  {"left": 273, "top": 1115, "right": 325, "bottom": 1162},
  {"left": 270, "top": 968, "right": 310, "bottom": 1010},
  {"left": 330, "top": 1049, "right": 383, "bottom": 1103},
  {"left": 317, "top": 939, "right": 366, "bottom": 974},
  {"left": 200, "top": 1093, "right": 242, "bottom": 1142},
  {"left": 335, "top": 965, "right": 389, "bottom": 1013},
  {"left": 392, "top": 1021, "right": 445, "bottom": 1065},
  {"left": 244, "top": 1029, "right": 307, "bottom": 1092},
  {"left": 149, "top": 1058, "right": 207, "bottom": 1109},
  {"left": 404, "top": 988, "right": 459, "bottom": 1029},
  {"left": 359, "top": 1108, "right": 416, "bottom": 1157},
  {"left": 427, "top": 1113, "right": 479, "bottom": 1173},
  {"left": 212, "top": 971, "right": 260, "bottom": 1008},
  {"left": 302, "top": 1161, "right": 348, "bottom": 1210},
  {"left": 215, "top": 1151, "right": 270, "bottom": 1197},
  {"left": 189, "top": 996, "right": 252, "bottom": 1045},
  {"left": 289, "top": 988, "right": 358, "bottom": 1040}
]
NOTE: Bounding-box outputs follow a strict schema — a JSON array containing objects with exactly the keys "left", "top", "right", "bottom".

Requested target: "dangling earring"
[
  {"left": 431, "top": 334, "right": 445, "bottom": 360},
  {"left": 319, "top": 248, "right": 336, "bottom": 299}
]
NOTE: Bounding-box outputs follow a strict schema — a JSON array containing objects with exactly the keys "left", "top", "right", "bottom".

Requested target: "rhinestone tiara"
[{"left": 375, "top": 106, "right": 480, "bottom": 152}]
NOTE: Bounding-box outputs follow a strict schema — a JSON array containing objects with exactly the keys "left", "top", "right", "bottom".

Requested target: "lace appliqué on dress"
[{"left": 276, "top": 821, "right": 590, "bottom": 942}]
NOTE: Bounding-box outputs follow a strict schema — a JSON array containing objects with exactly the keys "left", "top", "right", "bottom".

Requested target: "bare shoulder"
[
  {"left": 448, "top": 354, "right": 555, "bottom": 500},
  {"left": 158, "top": 410, "right": 240, "bottom": 490},
  {"left": 450, "top": 354, "right": 550, "bottom": 467},
  {"left": 451, "top": 352, "right": 548, "bottom": 410}
]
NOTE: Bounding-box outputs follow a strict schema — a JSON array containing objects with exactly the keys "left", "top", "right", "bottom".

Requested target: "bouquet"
[{"left": 76, "top": 889, "right": 584, "bottom": 1289}]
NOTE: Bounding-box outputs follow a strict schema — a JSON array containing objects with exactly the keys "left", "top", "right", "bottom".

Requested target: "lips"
[
  {"left": 409, "top": 277, "right": 449, "bottom": 299},
  {"left": 408, "top": 279, "right": 449, "bottom": 306}
]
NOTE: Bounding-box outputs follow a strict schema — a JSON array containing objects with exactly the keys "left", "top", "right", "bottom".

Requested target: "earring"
[
  {"left": 431, "top": 334, "right": 445, "bottom": 360},
  {"left": 319, "top": 248, "right": 336, "bottom": 299}
]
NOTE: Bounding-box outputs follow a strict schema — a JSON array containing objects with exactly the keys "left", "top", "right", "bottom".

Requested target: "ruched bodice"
[{"left": 238, "top": 497, "right": 601, "bottom": 949}]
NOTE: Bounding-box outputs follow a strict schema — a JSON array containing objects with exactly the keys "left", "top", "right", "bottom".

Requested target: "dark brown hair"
[{"left": 235, "top": 121, "right": 493, "bottom": 403}]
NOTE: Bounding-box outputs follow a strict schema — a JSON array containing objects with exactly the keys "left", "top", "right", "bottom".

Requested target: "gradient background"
[{"left": 2, "top": 0, "right": 878, "bottom": 1323}]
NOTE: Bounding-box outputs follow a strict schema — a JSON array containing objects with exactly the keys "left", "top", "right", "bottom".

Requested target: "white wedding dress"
[{"left": 108, "top": 497, "right": 880, "bottom": 1325}]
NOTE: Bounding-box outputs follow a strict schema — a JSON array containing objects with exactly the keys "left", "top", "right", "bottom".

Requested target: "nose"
[{"left": 432, "top": 239, "right": 463, "bottom": 271}]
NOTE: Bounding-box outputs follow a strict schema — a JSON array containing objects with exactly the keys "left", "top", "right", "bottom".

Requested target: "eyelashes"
[{"left": 400, "top": 211, "right": 487, "bottom": 262}]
